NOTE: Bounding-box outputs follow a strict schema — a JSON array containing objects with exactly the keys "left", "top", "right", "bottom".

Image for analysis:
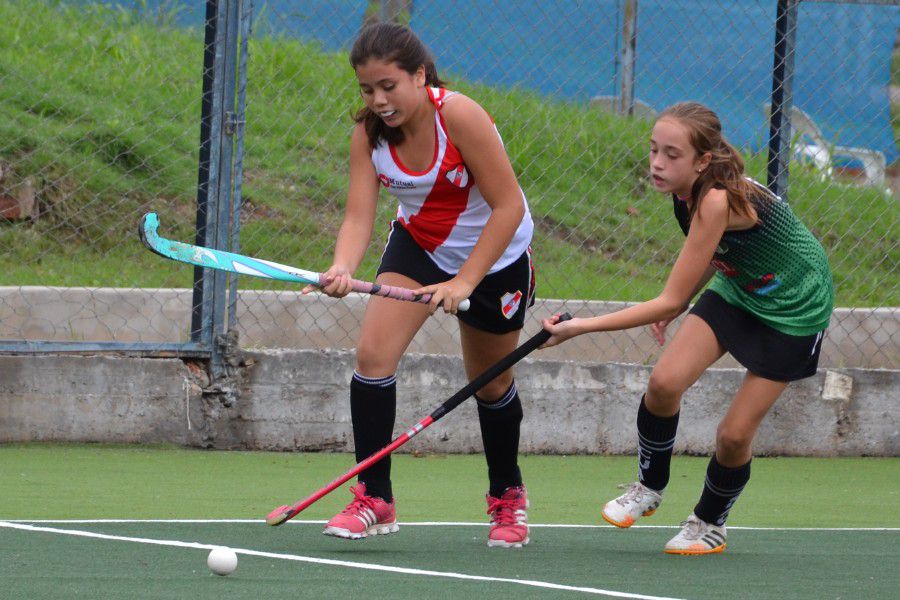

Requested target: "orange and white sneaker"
[
  {"left": 322, "top": 483, "right": 398, "bottom": 540},
  {"left": 601, "top": 482, "right": 662, "bottom": 528},
  {"left": 664, "top": 514, "right": 727, "bottom": 555},
  {"left": 486, "top": 486, "right": 529, "bottom": 548}
]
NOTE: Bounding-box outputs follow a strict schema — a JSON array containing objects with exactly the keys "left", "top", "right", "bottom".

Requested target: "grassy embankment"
[{"left": 1, "top": 1, "right": 895, "bottom": 305}]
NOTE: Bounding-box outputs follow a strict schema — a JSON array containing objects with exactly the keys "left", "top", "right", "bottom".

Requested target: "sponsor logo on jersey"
[
  {"left": 500, "top": 290, "right": 523, "bottom": 319},
  {"left": 445, "top": 164, "right": 469, "bottom": 188},
  {"left": 379, "top": 173, "right": 415, "bottom": 189},
  {"left": 744, "top": 273, "right": 782, "bottom": 295},
  {"left": 710, "top": 258, "right": 739, "bottom": 277}
]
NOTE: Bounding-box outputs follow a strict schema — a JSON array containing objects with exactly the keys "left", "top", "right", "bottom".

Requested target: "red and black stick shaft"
[{"left": 265, "top": 313, "right": 572, "bottom": 526}]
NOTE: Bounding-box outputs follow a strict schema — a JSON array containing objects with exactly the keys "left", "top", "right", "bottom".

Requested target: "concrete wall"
[
  {"left": 1, "top": 287, "right": 898, "bottom": 368},
  {"left": 1, "top": 351, "right": 896, "bottom": 456}
]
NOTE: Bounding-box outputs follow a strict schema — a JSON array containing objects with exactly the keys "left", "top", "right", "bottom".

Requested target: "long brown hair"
[
  {"left": 658, "top": 102, "right": 757, "bottom": 218},
  {"left": 349, "top": 23, "right": 446, "bottom": 148}
]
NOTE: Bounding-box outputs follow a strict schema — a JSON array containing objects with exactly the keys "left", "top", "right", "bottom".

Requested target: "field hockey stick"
[
  {"left": 264, "top": 312, "right": 572, "bottom": 526},
  {"left": 139, "top": 212, "right": 470, "bottom": 311}
]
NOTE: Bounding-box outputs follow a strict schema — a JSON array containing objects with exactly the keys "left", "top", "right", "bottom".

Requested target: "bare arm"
[
  {"left": 305, "top": 123, "right": 379, "bottom": 297},
  {"left": 689, "top": 265, "right": 717, "bottom": 301},
  {"left": 414, "top": 95, "right": 526, "bottom": 312},
  {"left": 649, "top": 264, "right": 716, "bottom": 345},
  {"left": 542, "top": 190, "right": 729, "bottom": 346}
]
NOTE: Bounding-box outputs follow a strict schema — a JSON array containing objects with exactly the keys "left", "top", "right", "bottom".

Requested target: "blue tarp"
[
  {"left": 414, "top": 0, "right": 899, "bottom": 163},
  {"left": 101, "top": 0, "right": 900, "bottom": 163}
]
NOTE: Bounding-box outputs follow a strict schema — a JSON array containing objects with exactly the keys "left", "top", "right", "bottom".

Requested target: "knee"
[
  {"left": 476, "top": 374, "right": 514, "bottom": 404},
  {"left": 355, "top": 340, "right": 399, "bottom": 378},
  {"left": 716, "top": 423, "right": 753, "bottom": 457},
  {"left": 646, "top": 368, "right": 686, "bottom": 405}
]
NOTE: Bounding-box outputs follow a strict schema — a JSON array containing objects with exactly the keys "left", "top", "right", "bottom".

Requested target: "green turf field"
[{"left": 1, "top": 444, "right": 898, "bottom": 599}]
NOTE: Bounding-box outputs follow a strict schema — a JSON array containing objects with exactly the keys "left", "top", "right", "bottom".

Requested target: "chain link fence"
[
  {"left": 1, "top": 0, "right": 897, "bottom": 371},
  {"left": 0, "top": 0, "right": 208, "bottom": 353}
]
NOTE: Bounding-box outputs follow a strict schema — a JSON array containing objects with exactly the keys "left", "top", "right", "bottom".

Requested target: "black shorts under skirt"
[
  {"left": 689, "top": 290, "right": 825, "bottom": 382},
  {"left": 377, "top": 221, "right": 535, "bottom": 334}
]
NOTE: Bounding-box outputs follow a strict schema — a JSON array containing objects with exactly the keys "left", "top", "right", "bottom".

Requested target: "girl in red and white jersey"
[{"left": 305, "top": 22, "right": 536, "bottom": 548}]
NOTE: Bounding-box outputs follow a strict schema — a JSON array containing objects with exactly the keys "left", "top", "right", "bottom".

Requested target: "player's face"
[
  {"left": 355, "top": 59, "right": 426, "bottom": 128},
  {"left": 649, "top": 118, "right": 706, "bottom": 198}
]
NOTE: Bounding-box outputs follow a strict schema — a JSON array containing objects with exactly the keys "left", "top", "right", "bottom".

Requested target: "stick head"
[
  {"left": 140, "top": 212, "right": 159, "bottom": 236},
  {"left": 138, "top": 212, "right": 168, "bottom": 260},
  {"left": 265, "top": 505, "right": 293, "bottom": 526}
]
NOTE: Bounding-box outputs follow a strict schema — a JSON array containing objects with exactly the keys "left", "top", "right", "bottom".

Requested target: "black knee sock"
[
  {"left": 476, "top": 382, "right": 523, "bottom": 497},
  {"left": 350, "top": 371, "right": 397, "bottom": 502},
  {"left": 637, "top": 395, "right": 680, "bottom": 492},
  {"left": 694, "top": 456, "right": 751, "bottom": 526}
]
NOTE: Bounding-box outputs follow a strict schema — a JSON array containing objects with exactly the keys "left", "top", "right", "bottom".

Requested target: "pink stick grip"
[{"left": 334, "top": 277, "right": 470, "bottom": 311}]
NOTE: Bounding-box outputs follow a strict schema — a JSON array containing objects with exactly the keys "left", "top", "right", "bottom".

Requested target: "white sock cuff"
[{"left": 352, "top": 371, "right": 397, "bottom": 388}]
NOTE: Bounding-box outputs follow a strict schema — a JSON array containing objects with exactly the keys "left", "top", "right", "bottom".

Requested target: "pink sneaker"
[
  {"left": 486, "top": 486, "right": 530, "bottom": 548},
  {"left": 322, "top": 483, "right": 398, "bottom": 540}
]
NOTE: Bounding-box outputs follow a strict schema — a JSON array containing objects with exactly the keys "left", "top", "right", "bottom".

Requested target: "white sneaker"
[
  {"left": 664, "top": 514, "right": 727, "bottom": 555},
  {"left": 601, "top": 482, "right": 662, "bottom": 528}
]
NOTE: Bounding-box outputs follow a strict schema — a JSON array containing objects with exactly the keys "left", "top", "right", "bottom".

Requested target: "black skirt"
[
  {"left": 689, "top": 290, "right": 825, "bottom": 382},
  {"left": 377, "top": 221, "right": 535, "bottom": 334}
]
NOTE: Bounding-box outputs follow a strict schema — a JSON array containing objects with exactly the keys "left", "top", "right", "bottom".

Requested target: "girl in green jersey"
[{"left": 542, "top": 102, "right": 834, "bottom": 555}]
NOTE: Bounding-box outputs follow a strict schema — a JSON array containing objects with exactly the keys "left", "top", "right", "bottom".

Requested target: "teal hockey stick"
[{"left": 139, "top": 212, "right": 469, "bottom": 311}]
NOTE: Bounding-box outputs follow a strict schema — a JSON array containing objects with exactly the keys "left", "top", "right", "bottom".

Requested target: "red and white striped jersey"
[{"left": 371, "top": 87, "right": 534, "bottom": 274}]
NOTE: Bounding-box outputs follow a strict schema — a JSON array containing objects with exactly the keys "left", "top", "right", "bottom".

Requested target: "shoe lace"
[
  {"left": 486, "top": 496, "right": 520, "bottom": 526},
  {"left": 678, "top": 516, "right": 706, "bottom": 540},
  {"left": 340, "top": 484, "right": 380, "bottom": 516},
  {"left": 616, "top": 482, "right": 646, "bottom": 506}
]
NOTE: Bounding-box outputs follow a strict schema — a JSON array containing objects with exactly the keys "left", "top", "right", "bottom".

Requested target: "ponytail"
[{"left": 689, "top": 138, "right": 755, "bottom": 219}]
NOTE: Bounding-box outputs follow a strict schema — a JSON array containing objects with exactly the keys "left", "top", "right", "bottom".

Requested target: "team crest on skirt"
[
  {"left": 445, "top": 164, "right": 469, "bottom": 188},
  {"left": 500, "top": 290, "right": 523, "bottom": 319}
]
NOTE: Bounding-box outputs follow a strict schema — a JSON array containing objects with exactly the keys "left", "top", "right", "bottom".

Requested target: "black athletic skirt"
[
  {"left": 377, "top": 221, "right": 536, "bottom": 334},
  {"left": 689, "top": 290, "right": 825, "bottom": 382}
]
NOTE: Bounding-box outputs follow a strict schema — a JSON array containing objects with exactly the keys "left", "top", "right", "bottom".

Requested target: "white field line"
[
  {"left": 0, "top": 521, "right": 686, "bottom": 600},
  {"left": 3, "top": 519, "right": 898, "bottom": 531}
]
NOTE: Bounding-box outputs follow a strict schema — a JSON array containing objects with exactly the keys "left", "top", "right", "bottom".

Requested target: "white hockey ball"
[{"left": 207, "top": 547, "right": 238, "bottom": 576}]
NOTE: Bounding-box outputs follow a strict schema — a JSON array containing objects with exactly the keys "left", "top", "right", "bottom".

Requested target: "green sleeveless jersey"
[{"left": 673, "top": 182, "right": 834, "bottom": 336}]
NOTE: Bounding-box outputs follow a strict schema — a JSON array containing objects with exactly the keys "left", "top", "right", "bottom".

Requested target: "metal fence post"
[
  {"left": 379, "top": 0, "right": 412, "bottom": 24},
  {"left": 619, "top": 0, "right": 638, "bottom": 116},
  {"left": 192, "top": 0, "right": 241, "bottom": 380},
  {"left": 228, "top": 0, "right": 253, "bottom": 331},
  {"left": 766, "top": 0, "right": 799, "bottom": 200}
]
